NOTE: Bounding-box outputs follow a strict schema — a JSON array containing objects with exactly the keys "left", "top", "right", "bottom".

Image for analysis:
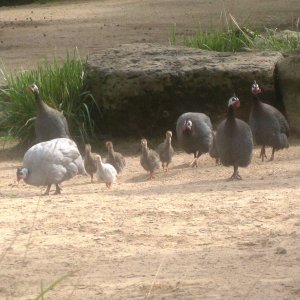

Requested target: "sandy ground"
[
  {"left": 1, "top": 0, "right": 300, "bottom": 299},
  {"left": 0, "top": 139, "right": 300, "bottom": 299}
]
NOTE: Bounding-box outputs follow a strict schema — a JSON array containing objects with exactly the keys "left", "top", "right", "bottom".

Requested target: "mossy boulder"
[
  {"left": 277, "top": 52, "right": 300, "bottom": 134},
  {"left": 86, "top": 43, "right": 283, "bottom": 137}
]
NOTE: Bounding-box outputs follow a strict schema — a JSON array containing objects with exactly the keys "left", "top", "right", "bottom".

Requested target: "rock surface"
[
  {"left": 277, "top": 52, "right": 300, "bottom": 134},
  {"left": 86, "top": 43, "right": 283, "bottom": 136}
]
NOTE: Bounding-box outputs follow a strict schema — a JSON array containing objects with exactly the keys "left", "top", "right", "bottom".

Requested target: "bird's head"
[
  {"left": 166, "top": 131, "right": 172, "bottom": 139},
  {"left": 251, "top": 81, "right": 261, "bottom": 95},
  {"left": 16, "top": 167, "right": 28, "bottom": 182},
  {"left": 95, "top": 155, "right": 102, "bottom": 163},
  {"left": 105, "top": 141, "right": 113, "bottom": 149},
  {"left": 141, "top": 138, "right": 148, "bottom": 149},
  {"left": 85, "top": 144, "right": 91, "bottom": 153},
  {"left": 228, "top": 95, "right": 240, "bottom": 109},
  {"left": 183, "top": 120, "right": 192, "bottom": 132},
  {"left": 27, "top": 83, "right": 39, "bottom": 94}
]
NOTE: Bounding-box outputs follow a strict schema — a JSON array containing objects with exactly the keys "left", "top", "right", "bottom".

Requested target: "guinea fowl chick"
[
  {"left": 156, "top": 130, "right": 174, "bottom": 172},
  {"left": 16, "top": 138, "right": 86, "bottom": 195},
  {"left": 249, "top": 81, "right": 289, "bottom": 162},
  {"left": 96, "top": 155, "right": 117, "bottom": 188},
  {"left": 216, "top": 95, "right": 253, "bottom": 180},
  {"left": 105, "top": 141, "right": 126, "bottom": 174},
  {"left": 140, "top": 138, "right": 160, "bottom": 179},
  {"left": 176, "top": 112, "right": 213, "bottom": 167},
  {"left": 27, "top": 83, "right": 71, "bottom": 142},
  {"left": 84, "top": 144, "right": 98, "bottom": 183}
]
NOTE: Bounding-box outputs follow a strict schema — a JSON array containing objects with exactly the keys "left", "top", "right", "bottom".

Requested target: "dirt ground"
[{"left": 1, "top": 0, "right": 300, "bottom": 299}]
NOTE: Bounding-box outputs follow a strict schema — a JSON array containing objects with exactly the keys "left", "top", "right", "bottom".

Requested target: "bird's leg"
[
  {"left": 162, "top": 162, "right": 166, "bottom": 172},
  {"left": 106, "top": 183, "right": 111, "bottom": 188},
  {"left": 268, "top": 148, "right": 275, "bottom": 162},
  {"left": 149, "top": 172, "right": 155, "bottom": 180},
  {"left": 216, "top": 158, "right": 221, "bottom": 165},
  {"left": 43, "top": 184, "right": 51, "bottom": 196},
  {"left": 230, "top": 165, "right": 242, "bottom": 180},
  {"left": 259, "top": 145, "right": 267, "bottom": 161},
  {"left": 165, "top": 164, "right": 169, "bottom": 172},
  {"left": 91, "top": 173, "right": 93, "bottom": 183},
  {"left": 190, "top": 151, "right": 199, "bottom": 168},
  {"left": 54, "top": 184, "right": 62, "bottom": 195}
]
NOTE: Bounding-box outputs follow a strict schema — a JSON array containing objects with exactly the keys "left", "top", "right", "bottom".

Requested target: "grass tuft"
[
  {"left": 170, "top": 12, "right": 300, "bottom": 52},
  {"left": 0, "top": 51, "right": 98, "bottom": 145}
]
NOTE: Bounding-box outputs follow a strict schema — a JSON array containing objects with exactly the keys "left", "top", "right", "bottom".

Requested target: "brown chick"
[
  {"left": 84, "top": 144, "right": 98, "bottom": 183},
  {"left": 105, "top": 141, "right": 126, "bottom": 174},
  {"left": 140, "top": 138, "right": 160, "bottom": 179},
  {"left": 156, "top": 130, "right": 174, "bottom": 172}
]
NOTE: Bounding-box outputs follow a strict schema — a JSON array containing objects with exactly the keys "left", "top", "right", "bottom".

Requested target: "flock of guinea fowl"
[{"left": 16, "top": 81, "right": 290, "bottom": 195}]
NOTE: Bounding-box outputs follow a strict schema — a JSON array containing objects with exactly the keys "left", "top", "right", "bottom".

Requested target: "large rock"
[
  {"left": 277, "top": 52, "right": 300, "bottom": 134},
  {"left": 86, "top": 43, "right": 283, "bottom": 136}
]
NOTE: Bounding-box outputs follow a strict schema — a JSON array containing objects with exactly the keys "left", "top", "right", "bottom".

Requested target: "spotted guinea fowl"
[
  {"left": 84, "top": 144, "right": 98, "bottom": 183},
  {"left": 249, "top": 81, "right": 289, "bottom": 162},
  {"left": 140, "top": 138, "right": 160, "bottom": 179},
  {"left": 176, "top": 112, "right": 213, "bottom": 167},
  {"left": 16, "top": 138, "right": 86, "bottom": 195},
  {"left": 95, "top": 155, "right": 117, "bottom": 188},
  {"left": 156, "top": 130, "right": 174, "bottom": 172},
  {"left": 27, "top": 83, "right": 71, "bottom": 142},
  {"left": 216, "top": 95, "right": 253, "bottom": 180},
  {"left": 105, "top": 141, "right": 126, "bottom": 174}
]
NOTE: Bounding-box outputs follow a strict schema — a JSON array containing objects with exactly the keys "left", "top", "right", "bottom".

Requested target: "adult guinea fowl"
[
  {"left": 96, "top": 155, "right": 117, "bottom": 188},
  {"left": 156, "top": 130, "right": 174, "bottom": 172},
  {"left": 216, "top": 95, "right": 253, "bottom": 180},
  {"left": 176, "top": 112, "right": 213, "bottom": 167},
  {"left": 27, "top": 83, "right": 71, "bottom": 142},
  {"left": 105, "top": 141, "right": 126, "bottom": 174},
  {"left": 249, "top": 81, "right": 289, "bottom": 162},
  {"left": 84, "top": 144, "right": 98, "bottom": 183},
  {"left": 16, "top": 138, "right": 86, "bottom": 195},
  {"left": 140, "top": 138, "right": 160, "bottom": 179}
]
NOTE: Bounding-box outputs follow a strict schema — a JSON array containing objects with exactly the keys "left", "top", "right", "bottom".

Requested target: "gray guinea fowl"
[
  {"left": 140, "top": 138, "right": 160, "bottom": 179},
  {"left": 249, "top": 81, "right": 289, "bottom": 162},
  {"left": 216, "top": 95, "right": 253, "bottom": 180},
  {"left": 84, "top": 144, "right": 98, "bottom": 183},
  {"left": 176, "top": 112, "right": 213, "bottom": 167},
  {"left": 28, "top": 83, "right": 71, "bottom": 142},
  {"left": 156, "top": 130, "right": 174, "bottom": 172},
  {"left": 105, "top": 141, "right": 126, "bottom": 174},
  {"left": 16, "top": 138, "right": 86, "bottom": 195}
]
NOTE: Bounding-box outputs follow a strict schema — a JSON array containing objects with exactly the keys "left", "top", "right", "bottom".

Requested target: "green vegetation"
[
  {"left": 0, "top": 52, "right": 98, "bottom": 145},
  {"left": 170, "top": 13, "right": 300, "bottom": 52}
]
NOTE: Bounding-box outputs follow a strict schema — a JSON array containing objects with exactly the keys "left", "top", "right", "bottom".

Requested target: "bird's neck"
[
  {"left": 165, "top": 138, "right": 171, "bottom": 147},
  {"left": 34, "top": 91, "right": 46, "bottom": 109},
  {"left": 96, "top": 160, "right": 104, "bottom": 171},
  {"left": 108, "top": 148, "right": 115, "bottom": 158},
  {"left": 252, "top": 93, "right": 262, "bottom": 107},
  {"left": 227, "top": 105, "right": 236, "bottom": 121}
]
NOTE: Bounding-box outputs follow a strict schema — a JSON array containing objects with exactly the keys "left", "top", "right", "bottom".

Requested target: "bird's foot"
[
  {"left": 190, "top": 158, "right": 198, "bottom": 168},
  {"left": 148, "top": 172, "right": 155, "bottom": 180},
  {"left": 229, "top": 173, "right": 242, "bottom": 180},
  {"left": 106, "top": 183, "right": 111, "bottom": 188}
]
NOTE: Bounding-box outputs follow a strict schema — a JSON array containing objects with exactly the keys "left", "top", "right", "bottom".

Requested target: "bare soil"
[{"left": 1, "top": 1, "right": 300, "bottom": 299}]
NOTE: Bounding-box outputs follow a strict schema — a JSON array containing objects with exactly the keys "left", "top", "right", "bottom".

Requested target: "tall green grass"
[
  {"left": 170, "top": 13, "right": 300, "bottom": 52},
  {"left": 0, "top": 52, "right": 98, "bottom": 145}
]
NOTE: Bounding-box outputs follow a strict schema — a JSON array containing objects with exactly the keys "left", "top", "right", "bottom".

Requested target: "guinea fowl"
[
  {"left": 105, "top": 141, "right": 126, "bottom": 174},
  {"left": 249, "top": 81, "right": 289, "bottom": 161},
  {"left": 96, "top": 155, "right": 117, "bottom": 188},
  {"left": 16, "top": 138, "right": 86, "bottom": 195},
  {"left": 84, "top": 144, "right": 98, "bottom": 183},
  {"left": 140, "top": 138, "right": 160, "bottom": 179},
  {"left": 27, "top": 83, "right": 71, "bottom": 142},
  {"left": 156, "top": 130, "right": 174, "bottom": 172},
  {"left": 176, "top": 112, "right": 213, "bottom": 167},
  {"left": 216, "top": 95, "right": 253, "bottom": 180}
]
